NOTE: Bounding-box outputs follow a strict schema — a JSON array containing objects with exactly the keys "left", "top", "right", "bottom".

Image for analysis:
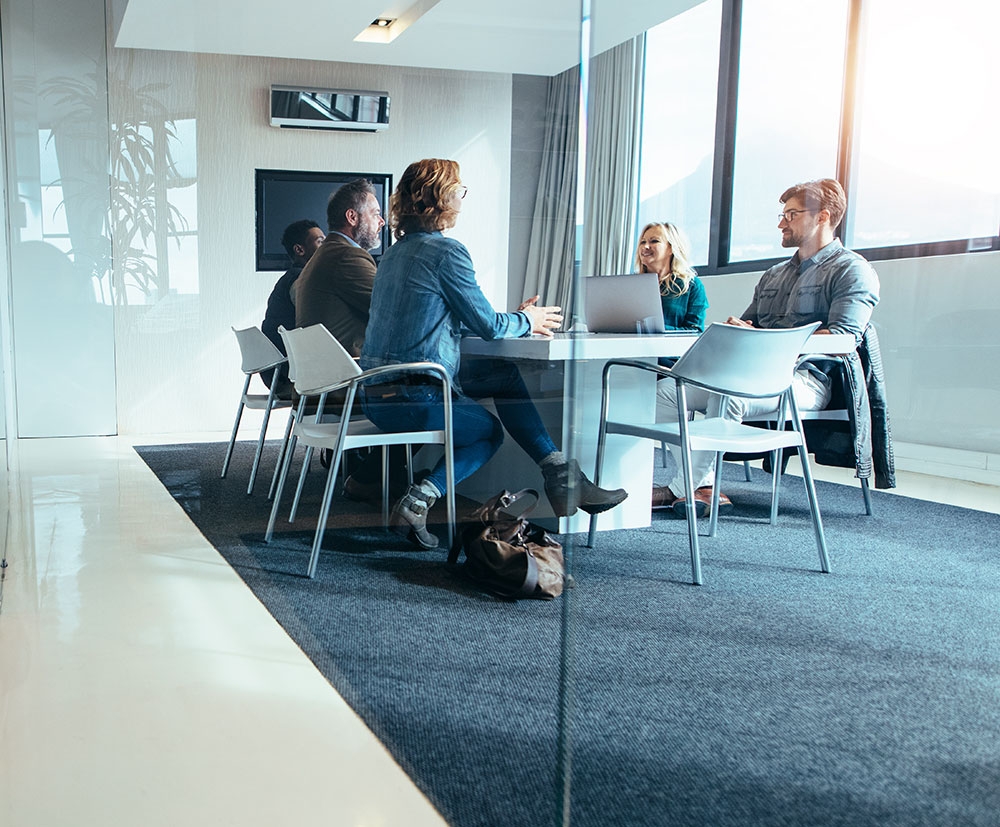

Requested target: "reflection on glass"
[
  {"left": 848, "top": 0, "right": 1000, "bottom": 248},
  {"left": 729, "top": 0, "right": 848, "bottom": 262},
  {"left": 111, "top": 101, "right": 197, "bottom": 304},
  {"left": 636, "top": 0, "right": 722, "bottom": 266}
]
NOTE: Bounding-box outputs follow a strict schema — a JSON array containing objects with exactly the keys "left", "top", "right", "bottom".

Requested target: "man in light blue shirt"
[{"left": 654, "top": 178, "right": 880, "bottom": 516}]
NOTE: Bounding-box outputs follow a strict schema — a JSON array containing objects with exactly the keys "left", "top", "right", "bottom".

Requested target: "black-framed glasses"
[
  {"left": 779, "top": 208, "right": 816, "bottom": 223},
  {"left": 457, "top": 185, "right": 468, "bottom": 199}
]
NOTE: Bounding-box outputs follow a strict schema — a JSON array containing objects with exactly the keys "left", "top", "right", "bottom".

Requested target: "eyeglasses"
[
  {"left": 456, "top": 185, "right": 468, "bottom": 199},
  {"left": 779, "top": 208, "right": 816, "bottom": 223}
]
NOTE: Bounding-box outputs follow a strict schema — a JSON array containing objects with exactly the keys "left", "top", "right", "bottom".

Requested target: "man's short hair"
[
  {"left": 327, "top": 178, "right": 377, "bottom": 231},
  {"left": 780, "top": 179, "right": 847, "bottom": 228},
  {"left": 281, "top": 219, "right": 321, "bottom": 257}
]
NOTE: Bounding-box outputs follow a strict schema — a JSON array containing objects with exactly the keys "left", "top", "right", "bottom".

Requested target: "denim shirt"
[
  {"left": 360, "top": 231, "right": 531, "bottom": 383},
  {"left": 742, "top": 239, "right": 879, "bottom": 346}
]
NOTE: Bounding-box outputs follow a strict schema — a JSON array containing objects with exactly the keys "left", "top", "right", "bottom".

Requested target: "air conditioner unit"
[{"left": 269, "top": 85, "right": 390, "bottom": 133}]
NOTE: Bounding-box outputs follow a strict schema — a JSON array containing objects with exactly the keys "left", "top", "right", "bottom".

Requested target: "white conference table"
[{"left": 457, "top": 331, "right": 855, "bottom": 534}]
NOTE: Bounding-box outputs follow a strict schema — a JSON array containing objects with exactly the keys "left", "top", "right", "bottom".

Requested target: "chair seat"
[
  {"left": 746, "top": 408, "right": 849, "bottom": 422},
  {"left": 296, "top": 419, "right": 446, "bottom": 450},
  {"left": 242, "top": 392, "right": 293, "bottom": 410},
  {"left": 607, "top": 416, "right": 807, "bottom": 454}
]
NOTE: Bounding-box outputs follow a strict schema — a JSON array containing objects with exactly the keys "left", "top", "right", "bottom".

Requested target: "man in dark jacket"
[
  {"left": 295, "top": 178, "right": 384, "bottom": 356},
  {"left": 294, "top": 178, "right": 387, "bottom": 502},
  {"left": 260, "top": 219, "right": 325, "bottom": 393}
]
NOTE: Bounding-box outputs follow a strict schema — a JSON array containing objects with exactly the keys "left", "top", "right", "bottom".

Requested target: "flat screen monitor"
[{"left": 255, "top": 168, "right": 392, "bottom": 271}]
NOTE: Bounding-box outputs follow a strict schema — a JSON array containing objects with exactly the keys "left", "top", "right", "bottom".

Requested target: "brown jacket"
[{"left": 294, "top": 233, "right": 376, "bottom": 357}]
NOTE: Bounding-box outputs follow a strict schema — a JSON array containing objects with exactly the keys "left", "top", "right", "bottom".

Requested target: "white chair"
[
  {"left": 264, "top": 324, "right": 456, "bottom": 579},
  {"left": 587, "top": 322, "right": 830, "bottom": 586},
  {"left": 221, "top": 326, "right": 292, "bottom": 495}
]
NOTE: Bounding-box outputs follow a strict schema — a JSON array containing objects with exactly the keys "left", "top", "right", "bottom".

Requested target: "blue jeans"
[{"left": 361, "top": 359, "right": 557, "bottom": 495}]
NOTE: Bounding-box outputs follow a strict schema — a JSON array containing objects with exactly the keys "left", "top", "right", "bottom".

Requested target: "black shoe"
[
  {"left": 542, "top": 459, "right": 628, "bottom": 517},
  {"left": 390, "top": 485, "right": 439, "bottom": 550},
  {"left": 343, "top": 475, "right": 382, "bottom": 505}
]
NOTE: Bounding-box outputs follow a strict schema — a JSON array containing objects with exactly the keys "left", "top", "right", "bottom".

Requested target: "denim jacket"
[{"left": 360, "top": 231, "right": 530, "bottom": 384}]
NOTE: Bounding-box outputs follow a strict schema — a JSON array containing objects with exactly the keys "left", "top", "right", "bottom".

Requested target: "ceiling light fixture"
[{"left": 354, "top": 1, "right": 440, "bottom": 45}]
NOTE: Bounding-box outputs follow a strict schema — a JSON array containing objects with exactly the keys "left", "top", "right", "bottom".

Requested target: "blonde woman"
[
  {"left": 636, "top": 223, "right": 720, "bottom": 512},
  {"left": 635, "top": 222, "right": 707, "bottom": 331}
]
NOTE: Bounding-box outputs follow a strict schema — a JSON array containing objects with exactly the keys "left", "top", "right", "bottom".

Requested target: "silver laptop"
[{"left": 582, "top": 273, "right": 666, "bottom": 334}]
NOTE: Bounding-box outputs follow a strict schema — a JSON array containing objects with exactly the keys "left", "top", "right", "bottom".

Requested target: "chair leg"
[
  {"left": 743, "top": 460, "right": 752, "bottom": 482},
  {"left": 306, "top": 449, "right": 344, "bottom": 580},
  {"left": 443, "top": 411, "right": 458, "bottom": 562},
  {"left": 381, "top": 445, "right": 390, "bottom": 529},
  {"left": 248, "top": 389, "right": 279, "bottom": 495},
  {"left": 769, "top": 450, "right": 782, "bottom": 525},
  {"left": 797, "top": 444, "right": 830, "bottom": 573},
  {"left": 860, "top": 476, "right": 873, "bottom": 515},
  {"left": 660, "top": 441, "right": 668, "bottom": 468},
  {"left": 289, "top": 446, "right": 314, "bottom": 523},
  {"left": 708, "top": 452, "right": 723, "bottom": 538},
  {"left": 587, "top": 417, "right": 611, "bottom": 548},
  {"left": 221, "top": 376, "right": 252, "bottom": 478},
  {"left": 268, "top": 408, "right": 296, "bottom": 501},
  {"left": 265, "top": 432, "right": 298, "bottom": 543},
  {"left": 679, "top": 441, "right": 702, "bottom": 586}
]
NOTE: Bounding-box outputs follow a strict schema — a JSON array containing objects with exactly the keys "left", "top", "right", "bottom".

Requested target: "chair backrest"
[
  {"left": 278, "top": 324, "right": 362, "bottom": 396},
  {"left": 233, "top": 326, "right": 286, "bottom": 374},
  {"left": 668, "top": 322, "right": 821, "bottom": 398}
]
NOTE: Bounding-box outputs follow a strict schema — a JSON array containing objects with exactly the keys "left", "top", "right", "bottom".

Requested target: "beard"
[
  {"left": 780, "top": 230, "right": 801, "bottom": 248},
  {"left": 355, "top": 222, "right": 380, "bottom": 251}
]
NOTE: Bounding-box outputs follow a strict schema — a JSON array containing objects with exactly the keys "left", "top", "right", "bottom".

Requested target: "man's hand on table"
[{"left": 725, "top": 316, "right": 754, "bottom": 328}]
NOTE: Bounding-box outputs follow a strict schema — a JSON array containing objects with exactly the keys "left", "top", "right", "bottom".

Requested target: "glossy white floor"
[
  {"left": 1, "top": 435, "right": 997, "bottom": 827},
  {"left": 0, "top": 435, "right": 447, "bottom": 827}
]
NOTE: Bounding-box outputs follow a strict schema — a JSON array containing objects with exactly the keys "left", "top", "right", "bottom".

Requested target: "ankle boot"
[
  {"left": 542, "top": 459, "right": 628, "bottom": 517},
  {"left": 390, "top": 485, "right": 439, "bottom": 550}
]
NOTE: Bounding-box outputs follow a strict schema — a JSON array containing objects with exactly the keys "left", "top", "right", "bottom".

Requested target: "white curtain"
[
  {"left": 523, "top": 37, "right": 645, "bottom": 314},
  {"left": 522, "top": 66, "right": 580, "bottom": 310},
  {"left": 581, "top": 36, "right": 646, "bottom": 278}
]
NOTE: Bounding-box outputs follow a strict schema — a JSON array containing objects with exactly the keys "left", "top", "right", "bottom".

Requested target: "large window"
[
  {"left": 846, "top": 0, "right": 1000, "bottom": 250},
  {"left": 636, "top": 0, "right": 722, "bottom": 265},
  {"left": 636, "top": 0, "right": 1000, "bottom": 272},
  {"left": 729, "top": 0, "right": 848, "bottom": 262}
]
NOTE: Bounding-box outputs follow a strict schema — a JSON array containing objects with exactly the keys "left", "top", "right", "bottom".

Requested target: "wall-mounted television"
[{"left": 255, "top": 168, "right": 393, "bottom": 271}]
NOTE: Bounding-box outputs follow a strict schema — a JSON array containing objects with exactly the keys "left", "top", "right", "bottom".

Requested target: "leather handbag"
[{"left": 461, "top": 489, "right": 565, "bottom": 600}]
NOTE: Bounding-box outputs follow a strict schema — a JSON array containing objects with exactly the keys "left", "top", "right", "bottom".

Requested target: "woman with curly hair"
[{"left": 361, "top": 159, "right": 626, "bottom": 549}]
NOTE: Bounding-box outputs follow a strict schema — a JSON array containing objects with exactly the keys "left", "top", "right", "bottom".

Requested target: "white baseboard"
[{"left": 893, "top": 441, "right": 1000, "bottom": 486}]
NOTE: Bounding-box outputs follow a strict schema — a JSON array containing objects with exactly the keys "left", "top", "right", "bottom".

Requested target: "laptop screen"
[{"left": 582, "top": 274, "right": 666, "bottom": 334}]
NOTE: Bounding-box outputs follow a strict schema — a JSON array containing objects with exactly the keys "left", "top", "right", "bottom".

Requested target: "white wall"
[
  {"left": 109, "top": 48, "right": 512, "bottom": 434},
  {"left": 702, "top": 249, "right": 1000, "bottom": 459}
]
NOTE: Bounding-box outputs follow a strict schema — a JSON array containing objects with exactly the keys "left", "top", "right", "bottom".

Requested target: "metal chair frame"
[
  {"left": 588, "top": 323, "right": 830, "bottom": 585},
  {"left": 221, "top": 326, "right": 292, "bottom": 495},
  {"left": 264, "top": 325, "right": 456, "bottom": 579}
]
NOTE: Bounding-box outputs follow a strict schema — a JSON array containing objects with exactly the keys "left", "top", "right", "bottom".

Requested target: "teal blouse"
[{"left": 660, "top": 274, "right": 708, "bottom": 331}]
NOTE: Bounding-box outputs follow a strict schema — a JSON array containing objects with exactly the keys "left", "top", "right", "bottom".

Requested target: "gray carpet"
[{"left": 136, "top": 441, "right": 1000, "bottom": 826}]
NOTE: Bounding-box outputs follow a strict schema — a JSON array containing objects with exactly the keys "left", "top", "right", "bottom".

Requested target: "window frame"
[{"left": 679, "top": 0, "right": 1000, "bottom": 275}]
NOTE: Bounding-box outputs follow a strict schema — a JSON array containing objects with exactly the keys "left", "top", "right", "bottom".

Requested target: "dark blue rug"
[{"left": 136, "top": 441, "right": 1000, "bottom": 826}]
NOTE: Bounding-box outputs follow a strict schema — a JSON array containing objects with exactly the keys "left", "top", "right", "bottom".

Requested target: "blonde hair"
[
  {"left": 390, "top": 159, "right": 463, "bottom": 240},
  {"left": 635, "top": 222, "right": 697, "bottom": 296}
]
